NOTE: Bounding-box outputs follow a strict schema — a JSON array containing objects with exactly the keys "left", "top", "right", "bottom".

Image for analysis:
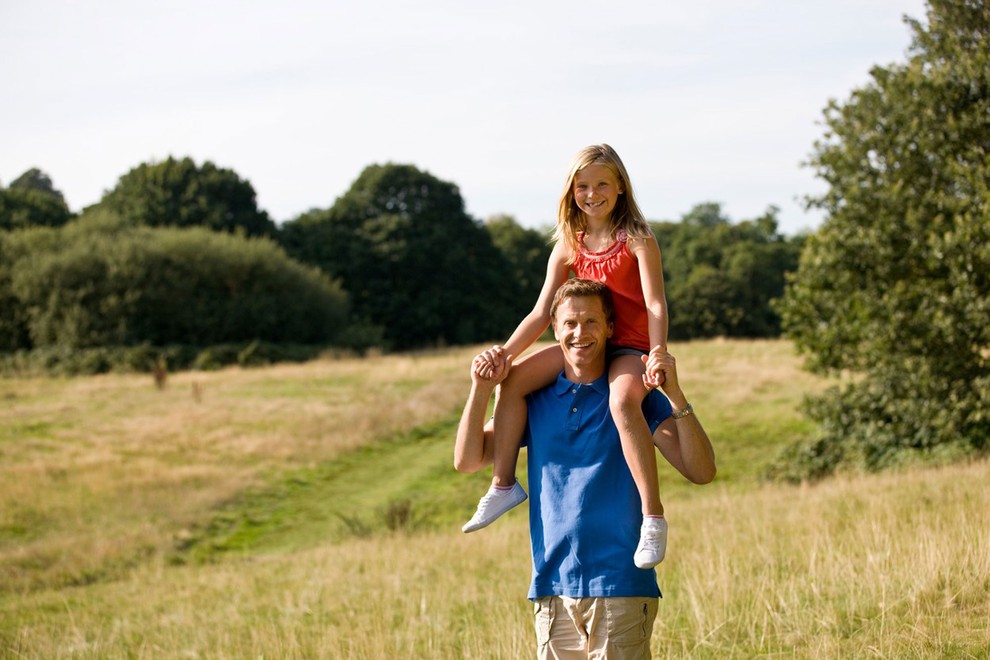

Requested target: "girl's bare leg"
[
  {"left": 609, "top": 353, "right": 667, "bottom": 567},
  {"left": 491, "top": 345, "right": 564, "bottom": 486},
  {"left": 609, "top": 354, "right": 663, "bottom": 516},
  {"left": 462, "top": 345, "right": 563, "bottom": 533}
]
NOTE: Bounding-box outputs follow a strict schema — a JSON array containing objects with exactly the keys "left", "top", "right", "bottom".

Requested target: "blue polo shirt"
[{"left": 525, "top": 371, "right": 671, "bottom": 600}]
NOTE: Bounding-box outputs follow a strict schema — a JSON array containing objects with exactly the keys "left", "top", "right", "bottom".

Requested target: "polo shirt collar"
[{"left": 553, "top": 370, "right": 610, "bottom": 397}]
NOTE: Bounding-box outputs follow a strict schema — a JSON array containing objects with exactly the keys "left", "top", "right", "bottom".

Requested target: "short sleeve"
[{"left": 642, "top": 389, "right": 672, "bottom": 433}]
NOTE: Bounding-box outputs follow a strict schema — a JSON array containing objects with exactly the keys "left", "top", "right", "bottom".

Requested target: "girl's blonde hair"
[{"left": 552, "top": 144, "right": 653, "bottom": 260}]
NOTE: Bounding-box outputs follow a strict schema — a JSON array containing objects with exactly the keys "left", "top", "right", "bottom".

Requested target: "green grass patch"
[
  {"left": 172, "top": 414, "right": 516, "bottom": 562},
  {"left": 172, "top": 387, "right": 816, "bottom": 564},
  {"left": 0, "top": 420, "right": 62, "bottom": 444}
]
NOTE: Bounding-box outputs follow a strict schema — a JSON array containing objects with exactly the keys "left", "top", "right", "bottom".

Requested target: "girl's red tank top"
[{"left": 572, "top": 229, "right": 651, "bottom": 351}]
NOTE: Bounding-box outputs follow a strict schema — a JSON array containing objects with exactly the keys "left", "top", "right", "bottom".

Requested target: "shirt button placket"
[{"left": 567, "top": 385, "right": 582, "bottom": 430}]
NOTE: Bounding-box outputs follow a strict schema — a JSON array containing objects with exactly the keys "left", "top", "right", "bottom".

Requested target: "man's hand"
[
  {"left": 457, "top": 348, "right": 512, "bottom": 473},
  {"left": 642, "top": 346, "right": 671, "bottom": 390},
  {"left": 644, "top": 349, "right": 689, "bottom": 414},
  {"left": 646, "top": 349, "right": 716, "bottom": 484}
]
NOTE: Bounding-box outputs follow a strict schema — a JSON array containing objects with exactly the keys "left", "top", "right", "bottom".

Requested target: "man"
[{"left": 454, "top": 279, "right": 716, "bottom": 659}]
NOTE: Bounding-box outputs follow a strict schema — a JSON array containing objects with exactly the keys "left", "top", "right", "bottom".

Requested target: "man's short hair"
[{"left": 550, "top": 279, "right": 616, "bottom": 325}]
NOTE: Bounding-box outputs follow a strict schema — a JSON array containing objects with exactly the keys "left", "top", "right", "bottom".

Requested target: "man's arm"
[
  {"left": 645, "top": 351, "right": 717, "bottom": 484},
  {"left": 453, "top": 351, "right": 511, "bottom": 473}
]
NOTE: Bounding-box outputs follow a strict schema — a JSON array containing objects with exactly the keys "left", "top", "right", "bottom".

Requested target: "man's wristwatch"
[{"left": 671, "top": 402, "right": 694, "bottom": 419}]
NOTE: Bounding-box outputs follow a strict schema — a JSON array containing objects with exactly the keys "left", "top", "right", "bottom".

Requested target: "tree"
[
  {"left": 775, "top": 0, "right": 990, "bottom": 479},
  {"left": 98, "top": 156, "right": 276, "bottom": 236},
  {"left": 483, "top": 214, "right": 553, "bottom": 317},
  {"left": 280, "top": 163, "right": 518, "bottom": 350},
  {"left": 656, "top": 203, "right": 803, "bottom": 339},
  {"left": 10, "top": 168, "right": 67, "bottom": 203},
  {"left": 0, "top": 168, "right": 72, "bottom": 230}
]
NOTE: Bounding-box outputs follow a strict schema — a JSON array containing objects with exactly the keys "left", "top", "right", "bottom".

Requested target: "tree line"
[{"left": 1, "top": 157, "right": 803, "bottom": 372}]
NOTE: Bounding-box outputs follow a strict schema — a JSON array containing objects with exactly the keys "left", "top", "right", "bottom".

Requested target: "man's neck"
[{"left": 562, "top": 361, "right": 606, "bottom": 384}]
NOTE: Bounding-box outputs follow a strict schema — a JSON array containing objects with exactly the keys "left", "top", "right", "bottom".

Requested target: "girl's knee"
[
  {"left": 503, "top": 366, "right": 547, "bottom": 397},
  {"left": 609, "top": 387, "right": 644, "bottom": 413},
  {"left": 503, "top": 355, "right": 559, "bottom": 396}
]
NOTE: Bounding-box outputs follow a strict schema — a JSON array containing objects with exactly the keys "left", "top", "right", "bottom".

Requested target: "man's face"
[{"left": 553, "top": 295, "right": 613, "bottom": 371}]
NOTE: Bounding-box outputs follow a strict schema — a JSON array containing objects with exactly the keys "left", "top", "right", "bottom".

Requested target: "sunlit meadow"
[{"left": 1, "top": 340, "right": 987, "bottom": 658}]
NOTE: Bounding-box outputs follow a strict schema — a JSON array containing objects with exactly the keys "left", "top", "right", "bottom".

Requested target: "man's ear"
[{"left": 607, "top": 322, "right": 614, "bottom": 338}]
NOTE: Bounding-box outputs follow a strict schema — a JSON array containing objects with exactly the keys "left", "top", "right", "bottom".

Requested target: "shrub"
[{"left": 3, "top": 217, "right": 350, "bottom": 356}]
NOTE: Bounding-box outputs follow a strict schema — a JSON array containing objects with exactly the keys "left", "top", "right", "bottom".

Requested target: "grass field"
[{"left": 1, "top": 340, "right": 988, "bottom": 658}]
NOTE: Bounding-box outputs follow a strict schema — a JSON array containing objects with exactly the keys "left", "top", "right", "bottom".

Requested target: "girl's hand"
[
  {"left": 471, "top": 347, "right": 513, "bottom": 385},
  {"left": 472, "top": 345, "right": 499, "bottom": 378},
  {"left": 642, "top": 346, "right": 668, "bottom": 389},
  {"left": 642, "top": 349, "right": 681, "bottom": 394},
  {"left": 473, "top": 345, "right": 509, "bottom": 380}
]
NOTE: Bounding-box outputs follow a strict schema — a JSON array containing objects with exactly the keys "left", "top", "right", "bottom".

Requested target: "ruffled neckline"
[{"left": 577, "top": 228, "right": 628, "bottom": 259}]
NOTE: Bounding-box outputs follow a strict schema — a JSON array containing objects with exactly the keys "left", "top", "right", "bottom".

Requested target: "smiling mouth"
[{"left": 585, "top": 200, "right": 606, "bottom": 209}]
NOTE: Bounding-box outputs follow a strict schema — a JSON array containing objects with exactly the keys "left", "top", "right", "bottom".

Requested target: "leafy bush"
[
  {"left": 2, "top": 215, "right": 349, "bottom": 360},
  {"left": 0, "top": 188, "right": 72, "bottom": 231},
  {"left": 774, "top": 0, "right": 990, "bottom": 479},
  {"left": 0, "top": 168, "right": 73, "bottom": 231}
]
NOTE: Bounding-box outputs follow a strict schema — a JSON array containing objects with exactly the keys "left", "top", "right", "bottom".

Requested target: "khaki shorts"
[{"left": 533, "top": 595, "right": 658, "bottom": 660}]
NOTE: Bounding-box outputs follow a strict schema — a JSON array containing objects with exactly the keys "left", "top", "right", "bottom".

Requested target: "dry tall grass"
[
  {"left": 659, "top": 460, "right": 990, "bottom": 657},
  {"left": 2, "top": 340, "right": 987, "bottom": 658},
  {"left": 4, "top": 461, "right": 987, "bottom": 658},
  {"left": 0, "top": 346, "right": 481, "bottom": 592}
]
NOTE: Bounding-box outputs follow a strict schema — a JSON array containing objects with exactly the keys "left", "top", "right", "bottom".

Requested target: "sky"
[{"left": 1, "top": 0, "right": 928, "bottom": 236}]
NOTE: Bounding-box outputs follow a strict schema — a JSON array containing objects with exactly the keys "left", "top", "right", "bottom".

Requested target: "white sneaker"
[
  {"left": 633, "top": 517, "right": 668, "bottom": 569},
  {"left": 462, "top": 482, "right": 528, "bottom": 533}
]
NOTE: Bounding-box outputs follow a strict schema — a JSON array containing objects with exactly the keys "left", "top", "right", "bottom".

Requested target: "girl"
[{"left": 462, "top": 144, "right": 671, "bottom": 569}]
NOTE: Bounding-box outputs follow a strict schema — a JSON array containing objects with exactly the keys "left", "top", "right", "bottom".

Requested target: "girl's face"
[{"left": 573, "top": 163, "right": 623, "bottom": 223}]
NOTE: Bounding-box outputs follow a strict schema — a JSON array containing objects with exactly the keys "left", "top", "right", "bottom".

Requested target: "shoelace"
[
  {"left": 476, "top": 489, "right": 506, "bottom": 512},
  {"left": 640, "top": 523, "right": 664, "bottom": 545}
]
